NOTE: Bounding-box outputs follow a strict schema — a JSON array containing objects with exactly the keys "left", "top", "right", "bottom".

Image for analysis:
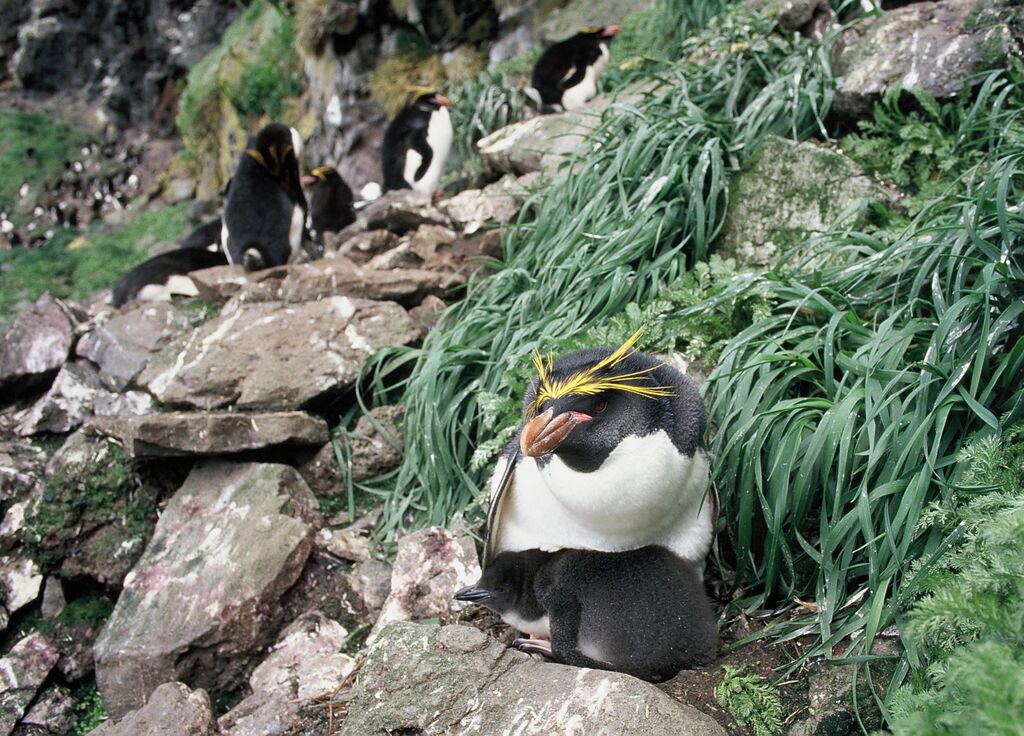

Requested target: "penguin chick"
[
  {"left": 457, "top": 546, "right": 718, "bottom": 682},
  {"left": 302, "top": 165, "right": 355, "bottom": 241},
  {"left": 381, "top": 88, "right": 452, "bottom": 196},
  {"left": 221, "top": 123, "right": 307, "bottom": 271},
  {"left": 531, "top": 25, "right": 621, "bottom": 112},
  {"left": 484, "top": 329, "right": 715, "bottom": 567},
  {"left": 110, "top": 248, "right": 228, "bottom": 308}
]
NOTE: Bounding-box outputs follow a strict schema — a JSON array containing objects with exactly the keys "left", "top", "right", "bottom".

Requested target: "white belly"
[
  {"left": 501, "top": 612, "right": 550, "bottom": 639},
  {"left": 405, "top": 106, "right": 452, "bottom": 195},
  {"left": 561, "top": 43, "right": 609, "bottom": 111},
  {"left": 492, "top": 430, "right": 714, "bottom": 562},
  {"left": 288, "top": 203, "right": 304, "bottom": 258}
]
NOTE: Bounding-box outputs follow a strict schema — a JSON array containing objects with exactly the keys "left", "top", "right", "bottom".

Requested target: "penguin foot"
[{"left": 512, "top": 638, "right": 553, "bottom": 659}]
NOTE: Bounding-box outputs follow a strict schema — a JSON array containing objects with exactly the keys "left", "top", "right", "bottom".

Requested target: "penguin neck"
[{"left": 499, "top": 429, "right": 714, "bottom": 561}]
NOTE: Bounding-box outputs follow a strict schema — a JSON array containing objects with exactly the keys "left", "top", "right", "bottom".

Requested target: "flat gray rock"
[
  {"left": 14, "top": 362, "right": 151, "bottom": 436},
  {"left": 94, "top": 462, "right": 319, "bottom": 718},
  {"left": 90, "top": 682, "right": 216, "bottom": 736},
  {"left": 190, "top": 258, "right": 454, "bottom": 306},
  {"left": 0, "top": 294, "right": 74, "bottom": 401},
  {"left": 0, "top": 632, "right": 60, "bottom": 736},
  {"left": 140, "top": 297, "right": 419, "bottom": 411},
  {"left": 76, "top": 302, "right": 193, "bottom": 391},
  {"left": 87, "top": 411, "right": 328, "bottom": 457},
  {"left": 342, "top": 622, "right": 727, "bottom": 736},
  {"left": 717, "top": 135, "right": 898, "bottom": 266},
  {"left": 440, "top": 173, "right": 538, "bottom": 235},
  {"left": 834, "top": 0, "right": 1017, "bottom": 118}
]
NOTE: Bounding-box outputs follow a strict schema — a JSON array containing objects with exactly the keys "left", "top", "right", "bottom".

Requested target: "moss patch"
[{"left": 371, "top": 39, "right": 447, "bottom": 118}]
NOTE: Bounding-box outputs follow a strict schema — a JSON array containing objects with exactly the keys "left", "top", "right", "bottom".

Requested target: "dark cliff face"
[{"left": 7, "top": 0, "right": 240, "bottom": 135}]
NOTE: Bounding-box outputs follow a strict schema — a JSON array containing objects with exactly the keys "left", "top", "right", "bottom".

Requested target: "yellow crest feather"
[{"left": 528, "top": 328, "right": 674, "bottom": 416}]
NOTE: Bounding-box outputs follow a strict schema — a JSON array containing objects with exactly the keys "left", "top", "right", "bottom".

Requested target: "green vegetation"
[
  {"left": 176, "top": 1, "right": 302, "bottom": 155},
  {"left": 0, "top": 109, "right": 91, "bottom": 217},
  {"left": 57, "top": 595, "right": 115, "bottom": 628},
  {"left": 24, "top": 442, "right": 158, "bottom": 573},
  {"left": 715, "top": 665, "right": 783, "bottom": 736},
  {"left": 447, "top": 72, "right": 532, "bottom": 175},
  {"left": 70, "top": 685, "right": 107, "bottom": 735},
  {"left": 886, "top": 428, "right": 1024, "bottom": 734},
  {"left": 0, "top": 203, "right": 187, "bottom": 318}
]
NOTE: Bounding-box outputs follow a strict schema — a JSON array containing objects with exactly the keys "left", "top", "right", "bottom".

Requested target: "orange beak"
[
  {"left": 602, "top": 24, "right": 622, "bottom": 37},
  {"left": 434, "top": 94, "right": 451, "bottom": 107},
  {"left": 519, "top": 408, "right": 592, "bottom": 457}
]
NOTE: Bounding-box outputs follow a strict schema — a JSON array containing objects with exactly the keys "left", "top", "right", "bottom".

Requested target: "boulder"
[
  {"left": 0, "top": 555, "right": 42, "bottom": 616},
  {"left": 348, "top": 405, "right": 404, "bottom": 482},
  {"left": 141, "top": 297, "right": 419, "bottom": 411},
  {"left": 76, "top": 302, "right": 193, "bottom": 391},
  {"left": 94, "top": 462, "right": 319, "bottom": 718},
  {"left": 744, "top": 0, "right": 834, "bottom": 37},
  {"left": 344, "top": 559, "right": 393, "bottom": 622},
  {"left": 0, "top": 633, "right": 60, "bottom": 736},
  {"left": 440, "top": 173, "right": 538, "bottom": 234},
  {"left": 315, "top": 527, "right": 371, "bottom": 563},
  {"left": 539, "top": 0, "right": 656, "bottom": 41},
  {"left": 478, "top": 106, "right": 602, "bottom": 175},
  {"left": 0, "top": 441, "right": 44, "bottom": 511},
  {"left": 833, "top": 0, "right": 1019, "bottom": 118},
  {"left": 716, "top": 135, "right": 898, "bottom": 267},
  {"left": 327, "top": 229, "right": 398, "bottom": 263},
  {"left": 14, "top": 362, "right": 151, "bottom": 436},
  {"left": 219, "top": 612, "right": 356, "bottom": 736},
  {"left": 18, "top": 684, "right": 75, "bottom": 735},
  {"left": 361, "top": 190, "right": 452, "bottom": 234},
  {"left": 90, "top": 682, "right": 216, "bottom": 736},
  {"left": 190, "top": 258, "right": 455, "bottom": 306},
  {"left": 87, "top": 411, "right": 328, "bottom": 457},
  {"left": 368, "top": 527, "right": 481, "bottom": 642},
  {"left": 342, "top": 622, "right": 727, "bottom": 736},
  {"left": 0, "top": 294, "right": 74, "bottom": 401}
]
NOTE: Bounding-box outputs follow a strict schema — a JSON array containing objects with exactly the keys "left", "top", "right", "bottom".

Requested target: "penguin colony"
[
  {"left": 457, "top": 330, "right": 718, "bottom": 681},
  {"left": 111, "top": 22, "right": 617, "bottom": 307}
]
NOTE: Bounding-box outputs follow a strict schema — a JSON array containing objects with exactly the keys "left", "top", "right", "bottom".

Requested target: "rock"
[
  {"left": 141, "top": 297, "right": 419, "bottom": 411},
  {"left": 0, "top": 441, "right": 44, "bottom": 512},
  {"left": 441, "top": 173, "right": 538, "bottom": 234},
  {"left": 18, "top": 685, "right": 74, "bottom": 735},
  {"left": 717, "top": 135, "right": 898, "bottom": 267},
  {"left": 14, "top": 362, "right": 151, "bottom": 436},
  {"left": 368, "top": 527, "right": 480, "bottom": 642},
  {"left": 94, "top": 462, "right": 319, "bottom": 718},
  {"left": 539, "top": 0, "right": 656, "bottom": 41},
  {"left": 0, "top": 555, "right": 42, "bottom": 615},
  {"left": 191, "top": 258, "right": 455, "bottom": 306},
  {"left": 315, "top": 528, "right": 371, "bottom": 563},
  {"left": 344, "top": 559, "right": 392, "bottom": 621},
  {"left": 478, "top": 105, "right": 602, "bottom": 175},
  {"left": 218, "top": 612, "right": 355, "bottom": 735},
  {"left": 40, "top": 576, "right": 66, "bottom": 620},
  {"left": 348, "top": 405, "right": 404, "bottom": 482},
  {"left": 0, "top": 501, "right": 27, "bottom": 551},
  {"left": 24, "top": 435, "right": 156, "bottom": 585},
  {"left": 388, "top": 0, "right": 498, "bottom": 48},
  {"left": 90, "top": 682, "right": 216, "bottom": 736},
  {"left": 76, "top": 302, "right": 193, "bottom": 391},
  {"left": 0, "top": 294, "right": 74, "bottom": 401},
  {"left": 87, "top": 411, "right": 328, "bottom": 457},
  {"left": 327, "top": 228, "right": 399, "bottom": 263},
  {"left": 297, "top": 442, "right": 340, "bottom": 496},
  {"left": 833, "top": 0, "right": 1018, "bottom": 118},
  {"left": 361, "top": 190, "right": 452, "bottom": 234},
  {"left": 342, "top": 622, "right": 727, "bottom": 736},
  {"left": 744, "top": 0, "right": 834, "bottom": 36},
  {"left": 409, "top": 294, "right": 448, "bottom": 339},
  {"left": 0, "top": 633, "right": 60, "bottom": 736}
]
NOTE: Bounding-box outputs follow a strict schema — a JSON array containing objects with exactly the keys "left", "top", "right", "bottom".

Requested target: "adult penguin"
[
  {"left": 110, "top": 248, "right": 227, "bottom": 308},
  {"left": 484, "top": 329, "right": 716, "bottom": 568},
  {"left": 381, "top": 88, "right": 452, "bottom": 196},
  {"left": 531, "top": 25, "right": 621, "bottom": 112},
  {"left": 303, "top": 165, "right": 355, "bottom": 241},
  {"left": 221, "top": 123, "right": 307, "bottom": 271}
]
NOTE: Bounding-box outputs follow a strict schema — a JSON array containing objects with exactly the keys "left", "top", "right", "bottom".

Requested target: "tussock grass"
[{"left": 362, "top": 5, "right": 835, "bottom": 537}]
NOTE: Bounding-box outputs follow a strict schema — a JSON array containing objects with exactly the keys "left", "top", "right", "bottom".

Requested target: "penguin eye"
[{"left": 594, "top": 397, "right": 608, "bottom": 413}]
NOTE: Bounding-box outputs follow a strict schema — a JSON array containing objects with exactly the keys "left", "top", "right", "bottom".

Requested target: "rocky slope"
[{"left": 1, "top": 0, "right": 1021, "bottom": 734}]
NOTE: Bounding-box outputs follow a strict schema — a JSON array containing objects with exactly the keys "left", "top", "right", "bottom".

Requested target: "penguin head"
[
  {"left": 301, "top": 164, "right": 339, "bottom": 187},
  {"left": 244, "top": 123, "right": 304, "bottom": 200},
  {"left": 403, "top": 86, "right": 451, "bottom": 116},
  {"left": 575, "top": 24, "right": 622, "bottom": 41},
  {"left": 454, "top": 551, "right": 544, "bottom": 616},
  {"left": 518, "top": 330, "right": 676, "bottom": 473}
]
